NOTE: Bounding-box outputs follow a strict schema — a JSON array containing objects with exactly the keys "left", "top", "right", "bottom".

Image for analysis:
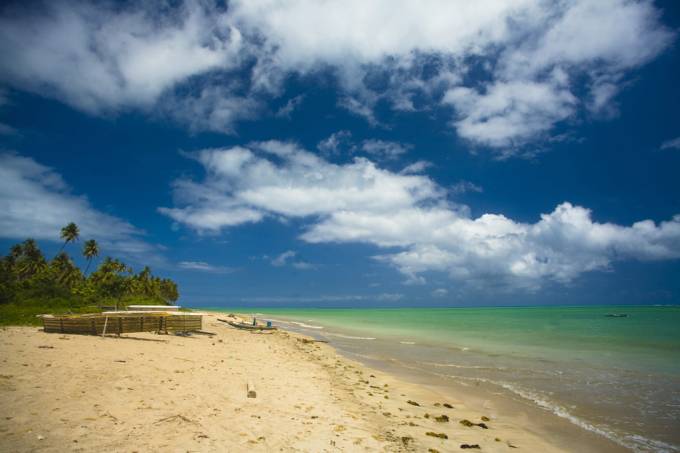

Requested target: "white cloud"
[
  {"left": 177, "top": 261, "right": 233, "bottom": 273},
  {"left": 271, "top": 251, "right": 295, "bottom": 267},
  {"left": 317, "top": 131, "right": 413, "bottom": 161},
  {"left": 317, "top": 130, "right": 353, "bottom": 156},
  {"left": 160, "top": 142, "right": 680, "bottom": 289},
  {"left": 443, "top": 80, "right": 577, "bottom": 150},
  {"left": 400, "top": 161, "right": 433, "bottom": 175},
  {"left": 450, "top": 181, "right": 483, "bottom": 195},
  {"left": 360, "top": 140, "right": 413, "bottom": 160},
  {"left": 431, "top": 288, "right": 448, "bottom": 298},
  {"left": 228, "top": 0, "right": 672, "bottom": 152},
  {"left": 270, "top": 250, "right": 314, "bottom": 270},
  {"left": 0, "top": 2, "right": 242, "bottom": 112},
  {"left": 660, "top": 137, "right": 680, "bottom": 150},
  {"left": 0, "top": 152, "right": 165, "bottom": 266},
  {"left": 160, "top": 141, "right": 441, "bottom": 232},
  {"left": 0, "top": 0, "right": 674, "bottom": 151},
  {"left": 162, "top": 86, "right": 262, "bottom": 134},
  {"left": 275, "top": 94, "right": 305, "bottom": 118}
]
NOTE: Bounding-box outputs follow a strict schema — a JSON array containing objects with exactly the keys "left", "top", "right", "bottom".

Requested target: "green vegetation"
[{"left": 0, "top": 223, "right": 179, "bottom": 325}]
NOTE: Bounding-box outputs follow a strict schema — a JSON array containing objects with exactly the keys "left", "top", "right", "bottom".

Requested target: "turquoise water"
[{"left": 206, "top": 305, "right": 680, "bottom": 452}]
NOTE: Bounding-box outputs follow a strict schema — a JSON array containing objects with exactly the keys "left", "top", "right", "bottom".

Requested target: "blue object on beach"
[{"left": 267, "top": 321, "right": 272, "bottom": 327}]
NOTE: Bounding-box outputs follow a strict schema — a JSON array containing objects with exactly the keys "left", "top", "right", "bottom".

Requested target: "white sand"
[{"left": 0, "top": 314, "right": 606, "bottom": 452}]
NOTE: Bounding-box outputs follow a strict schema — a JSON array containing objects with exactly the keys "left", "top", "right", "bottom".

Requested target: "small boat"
[
  {"left": 605, "top": 313, "right": 628, "bottom": 318},
  {"left": 218, "top": 318, "right": 277, "bottom": 331}
]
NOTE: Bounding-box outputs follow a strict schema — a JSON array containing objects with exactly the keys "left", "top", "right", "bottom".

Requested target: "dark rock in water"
[
  {"left": 481, "top": 416, "right": 490, "bottom": 421},
  {"left": 460, "top": 444, "right": 481, "bottom": 449},
  {"left": 443, "top": 403, "right": 454, "bottom": 409},
  {"left": 426, "top": 432, "right": 448, "bottom": 439},
  {"left": 407, "top": 400, "right": 420, "bottom": 406},
  {"left": 477, "top": 422, "right": 489, "bottom": 429},
  {"left": 401, "top": 436, "right": 413, "bottom": 446},
  {"left": 428, "top": 449, "right": 441, "bottom": 453},
  {"left": 434, "top": 415, "right": 449, "bottom": 422}
]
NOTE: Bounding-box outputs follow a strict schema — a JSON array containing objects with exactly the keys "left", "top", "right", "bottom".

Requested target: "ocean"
[{"left": 206, "top": 305, "right": 680, "bottom": 452}]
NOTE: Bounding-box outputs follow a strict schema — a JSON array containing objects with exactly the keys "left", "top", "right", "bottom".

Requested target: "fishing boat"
[
  {"left": 218, "top": 318, "right": 277, "bottom": 331},
  {"left": 605, "top": 313, "right": 628, "bottom": 318}
]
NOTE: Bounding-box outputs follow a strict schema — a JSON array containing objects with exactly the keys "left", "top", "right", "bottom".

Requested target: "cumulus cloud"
[
  {"left": 0, "top": 152, "right": 166, "bottom": 266},
  {"left": 443, "top": 80, "right": 577, "bottom": 150},
  {"left": 160, "top": 140, "right": 441, "bottom": 233},
  {"left": 177, "top": 261, "right": 233, "bottom": 273},
  {"left": 159, "top": 142, "right": 680, "bottom": 289},
  {"left": 0, "top": 0, "right": 672, "bottom": 152},
  {"left": 0, "top": 2, "right": 241, "bottom": 111}
]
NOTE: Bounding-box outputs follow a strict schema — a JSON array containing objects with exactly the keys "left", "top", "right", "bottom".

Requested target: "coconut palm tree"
[
  {"left": 51, "top": 252, "right": 82, "bottom": 287},
  {"left": 17, "top": 239, "right": 46, "bottom": 279},
  {"left": 59, "top": 222, "right": 80, "bottom": 253},
  {"left": 82, "top": 239, "right": 99, "bottom": 275}
]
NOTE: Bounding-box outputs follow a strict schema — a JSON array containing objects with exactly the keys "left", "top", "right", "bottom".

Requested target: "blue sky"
[{"left": 1, "top": 0, "right": 679, "bottom": 307}]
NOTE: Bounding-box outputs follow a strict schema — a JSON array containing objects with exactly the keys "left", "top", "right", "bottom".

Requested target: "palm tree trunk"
[
  {"left": 55, "top": 241, "right": 67, "bottom": 258},
  {"left": 84, "top": 259, "right": 92, "bottom": 276}
]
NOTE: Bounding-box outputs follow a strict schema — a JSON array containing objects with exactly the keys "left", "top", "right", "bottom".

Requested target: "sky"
[{"left": 1, "top": 0, "right": 679, "bottom": 308}]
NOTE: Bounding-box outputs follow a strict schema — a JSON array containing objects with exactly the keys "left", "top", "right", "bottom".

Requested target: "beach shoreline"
[{"left": 0, "top": 313, "right": 624, "bottom": 452}]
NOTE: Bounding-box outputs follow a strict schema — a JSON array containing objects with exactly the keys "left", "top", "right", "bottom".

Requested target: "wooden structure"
[{"left": 41, "top": 312, "right": 202, "bottom": 335}]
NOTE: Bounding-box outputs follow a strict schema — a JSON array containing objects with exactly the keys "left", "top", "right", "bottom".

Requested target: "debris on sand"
[
  {"left": 460, "top": 419, "right": 488, "bottom": 429},
  {"left": 426, "top": 431, "right": 448, "bottom": 439}
]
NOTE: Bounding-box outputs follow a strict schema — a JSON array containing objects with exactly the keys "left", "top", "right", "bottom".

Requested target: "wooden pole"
[
  {"left": 247, "top": 381, "right": 257, "bottom": 398},
  {"left": 102, "top": 316, "right": 109, "bottom": 336}
]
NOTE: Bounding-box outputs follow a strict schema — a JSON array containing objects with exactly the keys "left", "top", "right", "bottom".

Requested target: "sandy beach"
[{"left": 0, "top": 313, "right": 621, "bottom": 452}]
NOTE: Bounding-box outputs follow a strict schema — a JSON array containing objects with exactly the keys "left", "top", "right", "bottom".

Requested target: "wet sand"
[{"left": 0, "top": 314, "right": 623, "bottom": 452}]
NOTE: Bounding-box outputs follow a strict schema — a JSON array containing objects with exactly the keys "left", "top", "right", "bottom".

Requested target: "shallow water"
[{"left": 206, "top": 305, "right": 680, "bottom": 452}]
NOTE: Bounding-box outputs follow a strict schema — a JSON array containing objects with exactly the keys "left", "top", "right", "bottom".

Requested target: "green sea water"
[{"left": 206, "top": 305, "right": 680, "bottom": 452}]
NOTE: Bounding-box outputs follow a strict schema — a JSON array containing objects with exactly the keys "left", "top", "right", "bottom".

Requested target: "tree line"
[{"left": 0, "top": 222, "right": 178, "bottom": 311}]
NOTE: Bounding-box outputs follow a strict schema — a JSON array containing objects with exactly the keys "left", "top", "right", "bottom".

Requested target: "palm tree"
[
  {"left": 59, "top": 222, "right": 80, "bottom": 253},
  {"left": 82, "top": 239, "right": 99, "bottom": 275},
  {"left": 17, "top": 239, "right": 46, "bottom": 279},
  {"left": 51, "top": 252, "right": 82, "bottom": 287}
]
